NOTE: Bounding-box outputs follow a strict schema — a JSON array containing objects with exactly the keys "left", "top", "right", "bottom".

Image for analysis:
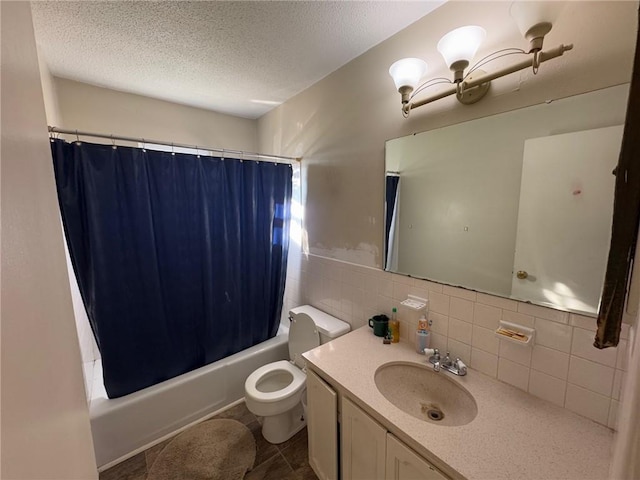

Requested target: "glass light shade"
[
  {"left": 388, "top": 58, "right": 428, "bottom": 91},
  {"left": 510, "top": 1, "right": 565, "bottom": 39},
  {"left": 437, "top": 26, "right": 486, "bottom": 70}
]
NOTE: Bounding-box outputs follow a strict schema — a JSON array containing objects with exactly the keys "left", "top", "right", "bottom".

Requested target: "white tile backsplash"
[
  {"left": 447, "top": 338, "right": 471, "bottom": 365},
  {"left": 528, "top": 370, "right": 566, "bottom": 407},
  {"left": 378, "top": 277, "right": 393, "bottom": 297},
  {"left": 568, "top": 356, "right": 615, "bottom": 397},
  {"left": 448, "top": 318, "right": 473, "bottom": 344},
  {"left": 569, "top": 313, "right": 598, "bottom": 331},
  {"left": 443, "top": 285, "right": 477, "bottom": 301},
  {"left": 571, "top": 327, "right": 617, "bottom": 367},
  {"left": 429, "top": 291, "right": 450, "bottom": 315},
  {"left": 608, "top": 400, "right": 620, "bottom": 429},
  {"left": 300, "top": 254, "right": 626, "bottom": 428},
  {"left": 473, "top": 303, "right": 501, "bottom": 330},
  {"left": 392, "top": 281, "right": 410, "bottom": 301},
  {"left": 499, "top": 340, "right": 532, "bottom": 367},
  {"left": 531, "top": 345, "right": 570, "bottom": 380},
  {"left": 430, "top": 331, "right": 448, "bottom": 351},
  {"left": 535, "top": 318, "right": 573, "bottom": 353},
  {"left": 616, "top": 339, "right": 629, "bottom": 371},
  {"left": 476, "top": 292, "right": 518, "bottom": 312},
  {"left": 471, "top": 325, "right": 499, "bottom": 355},
  {"left": 471, "top": 348, "right": 498, "bottom": 377},
  {"left": 565, "top": 384, "right": 610, "bottom": 425},
  {"left": 612, "top": 369, "right": 626, "bottom": 401},
  {"left": 450, "top": 297, "right": 474, "bottom": 322},
  {"left": 429, "top": 312, "right": 449, "bottom": 336},
  {"left": 518, "top": 303, "right": 569, "bottom": 324},
  {"left": 502, "top": 309, "right": 535, "bottom": 328},
  {"left": 498, "top": 357, "right": 530, "bottom": 391}
]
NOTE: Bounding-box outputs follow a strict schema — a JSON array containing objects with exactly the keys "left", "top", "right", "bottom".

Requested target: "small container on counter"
[
  {"left": 416, "top": 314, "right": 431, "bottom": 354},
  {"left": 390, "top": 307, "right": 400, "bottom": 343},
  {"left": 416, "top": 330, "right": 431, "bottom": 354}
]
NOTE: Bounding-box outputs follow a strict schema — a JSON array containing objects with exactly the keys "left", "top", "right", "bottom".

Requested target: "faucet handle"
[
  {"left": 423, "top": 348, "right": 440, "bottom": 359},
  {"left": 454, "top": 358, "right": 468, "bottom": 375}
]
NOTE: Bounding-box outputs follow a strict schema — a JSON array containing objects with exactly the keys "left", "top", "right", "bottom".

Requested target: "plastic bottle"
[
  {"left": 416, "top": 313, "right": 431, "bottom": 354},
  {"left": 390, "top": 307, "right": 400, "bottom": 343}
]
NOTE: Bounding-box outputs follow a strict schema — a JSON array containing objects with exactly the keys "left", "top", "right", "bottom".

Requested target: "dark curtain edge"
[
  {"left": 384, "top": 175, "right": 400, "bottom": 271},
  {"left": 595, "top": 7, "right": 640, "bottom": 348}
]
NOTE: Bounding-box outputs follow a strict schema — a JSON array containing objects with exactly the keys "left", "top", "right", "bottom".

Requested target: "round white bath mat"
[{"left": 146, "top": 419, "right": 256, "bottom": 480}]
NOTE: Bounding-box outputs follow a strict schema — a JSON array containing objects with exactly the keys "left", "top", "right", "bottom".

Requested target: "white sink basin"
[{"left": 374, "top": 361, "right": 478, "bottom": 426}]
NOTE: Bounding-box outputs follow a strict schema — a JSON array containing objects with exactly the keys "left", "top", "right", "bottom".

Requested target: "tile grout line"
[{"left": 277, "top": 449, "right": 298, "bottom": 477}]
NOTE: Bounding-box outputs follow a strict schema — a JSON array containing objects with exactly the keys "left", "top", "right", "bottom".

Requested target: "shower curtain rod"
[{"left": 47, "top": 126, "right": 301, "bottom": 164}]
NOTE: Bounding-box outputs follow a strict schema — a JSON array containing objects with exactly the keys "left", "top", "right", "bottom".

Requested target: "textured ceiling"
[{"left": 31, "top": 1, "right": 444, "bottom": 119}]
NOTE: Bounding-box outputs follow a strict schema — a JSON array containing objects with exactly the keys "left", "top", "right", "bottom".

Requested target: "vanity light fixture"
[{"left": 389, "top": 1, "right": 572, "bottom": 117}]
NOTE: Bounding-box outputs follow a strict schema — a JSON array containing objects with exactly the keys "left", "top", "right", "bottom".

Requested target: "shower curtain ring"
[
  {"left": 75, "top": 130, "right": 81, "bottom": 145},
  {"left": 171, "top": 142, "right": 175, "bottom": 156},
  {"left": 142, "top": 139, "right": 146, "bottom": 152},
  {"left": 111, "top": 134, "right": 117, "bottom": 149}
]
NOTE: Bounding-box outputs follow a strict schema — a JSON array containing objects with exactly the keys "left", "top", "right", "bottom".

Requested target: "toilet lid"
[{"left": 289, "top": 312, "right": 319, "bottom": 369}]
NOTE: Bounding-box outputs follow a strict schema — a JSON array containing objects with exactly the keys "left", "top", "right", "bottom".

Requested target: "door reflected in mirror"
[{"left": 385, "top": 84, "right": 628, "bottom": 315}]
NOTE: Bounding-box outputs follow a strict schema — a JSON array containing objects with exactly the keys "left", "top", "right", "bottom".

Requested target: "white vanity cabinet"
[
  {"left": 386, "top": 433, "right": 448, "bottom": 480},
  {"left": 341, "top": 397, "right": 386, "bottom": 480},
  {"left": 306, "top": 368, "right": 451, "bottom": 480},
  {"left": 307, "top": 369, "right": 338, "bottom": 480}
]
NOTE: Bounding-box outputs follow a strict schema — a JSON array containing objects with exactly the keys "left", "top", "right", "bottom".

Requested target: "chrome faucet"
[
  {"left": 441, "top": 351, "right": 452, "bottom": 369},
  {"left": 427, "top": 349, "right": 467, "bottom": 376},
  {"left": 429, "top": 349, "right": 441, "bottom": 372}
]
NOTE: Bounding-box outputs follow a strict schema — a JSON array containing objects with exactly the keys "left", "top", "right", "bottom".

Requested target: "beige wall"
[
  {"left": 258, "top": 1, "right": 637, "bottom": 268},
  {"left": 37, "top": 45, "right": 62, "bottom": 126},
  {"left": 55, "top": 78, "right": 258, "bottom": 152},
  {"left": 1, "top": 2, "right": 97, "bottom": 478},
  {"left": 37, "top": 42, "right": 99, "bottom": 402}
]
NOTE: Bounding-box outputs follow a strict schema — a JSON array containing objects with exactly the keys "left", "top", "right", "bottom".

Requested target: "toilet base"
[{"left": 261, "top": 401, "right": 306, "bottom": 444}]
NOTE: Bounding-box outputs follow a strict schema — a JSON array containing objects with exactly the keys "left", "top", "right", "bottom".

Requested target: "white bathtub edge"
[{"left": 96, "top": 398, "right": 246, "bottom": 472}]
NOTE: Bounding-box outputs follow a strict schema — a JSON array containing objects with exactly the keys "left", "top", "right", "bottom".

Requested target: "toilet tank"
[{"left": 289, "top": 305, "right": 350, "bottom": 344}]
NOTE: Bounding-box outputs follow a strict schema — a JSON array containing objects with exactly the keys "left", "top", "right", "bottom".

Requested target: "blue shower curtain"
[{"left": 51, "top": 139, "right": 292, "bottom": 398}]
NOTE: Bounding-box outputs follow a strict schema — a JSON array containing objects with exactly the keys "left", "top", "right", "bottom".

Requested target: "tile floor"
[{"left": 99, "top": 401, "right": 319, "bottom": 480}]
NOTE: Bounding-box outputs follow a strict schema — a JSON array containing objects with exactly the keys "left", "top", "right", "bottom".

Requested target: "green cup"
[{"left": 369, "top": 316, "right": 389, "bottom": 337}]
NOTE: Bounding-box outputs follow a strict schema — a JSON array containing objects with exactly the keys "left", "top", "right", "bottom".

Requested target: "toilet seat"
[{"left": 244, "top": 360, "right": 306, "bottom": 403}]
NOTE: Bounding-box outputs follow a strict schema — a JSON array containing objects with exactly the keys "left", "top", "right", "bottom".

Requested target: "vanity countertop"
[{"left": 303, "top": 326, "right": 613, "bottom": 480}]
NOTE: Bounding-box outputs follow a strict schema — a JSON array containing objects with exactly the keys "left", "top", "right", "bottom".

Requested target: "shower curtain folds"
[{"left": 51, "top": 139, "right": 292, "bottom": 398}]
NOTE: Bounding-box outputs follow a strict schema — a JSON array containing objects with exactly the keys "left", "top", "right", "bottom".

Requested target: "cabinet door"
[
  {"left": 341, "top": 397, "right": 386, "bottom": 480},
  {"left": 386, "top": 434, "right": 448, "bottom": 480},
  {"left": 307, "top": 369, "right": 338, "bottom": 480}
]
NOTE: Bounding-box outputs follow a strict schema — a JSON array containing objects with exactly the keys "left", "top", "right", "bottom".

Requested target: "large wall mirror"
[{"left": 385, "top": 84, "right": 629, "bottom": 316}]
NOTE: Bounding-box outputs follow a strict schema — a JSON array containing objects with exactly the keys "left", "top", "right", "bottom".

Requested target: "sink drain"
[{"left": 426, "top": 408, "right": 444, "bottom": 421}]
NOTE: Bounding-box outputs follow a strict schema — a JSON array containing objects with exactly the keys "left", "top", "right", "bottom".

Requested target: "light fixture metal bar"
[
  {"left": 47, "top": 126, "right": 301, "bottom": 164},
  {"left": 407, "top": 43, "right": 574, "bottom": 112},
  {"left": 463, "top": 43, "right": 573, "bottom": 89}
]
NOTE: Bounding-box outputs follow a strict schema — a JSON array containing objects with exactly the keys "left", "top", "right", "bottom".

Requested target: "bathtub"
[{"left": 90, "top": 325, "right": 289, "bottom": 468}]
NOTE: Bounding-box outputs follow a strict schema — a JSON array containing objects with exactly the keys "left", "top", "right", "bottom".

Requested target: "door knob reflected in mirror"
[{"left": 516, "top": 270, "right": 529, "bottom": 280}]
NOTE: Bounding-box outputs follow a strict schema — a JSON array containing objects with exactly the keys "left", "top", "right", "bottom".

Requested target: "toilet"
[{"left": 244, "top": 305, "right": 350, "bottom": 444}]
